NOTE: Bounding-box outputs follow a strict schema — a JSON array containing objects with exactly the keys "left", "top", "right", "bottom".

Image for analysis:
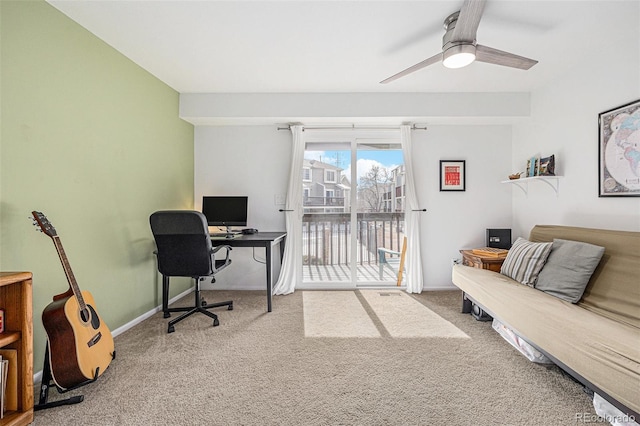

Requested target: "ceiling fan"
[{"left": 380, "top": 0, "right": 538, "bottom": 84}]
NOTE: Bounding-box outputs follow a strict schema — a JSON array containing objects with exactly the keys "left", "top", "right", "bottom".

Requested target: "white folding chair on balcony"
[{"left": 377, "top": 237, "right": 407, "bottom": 286}]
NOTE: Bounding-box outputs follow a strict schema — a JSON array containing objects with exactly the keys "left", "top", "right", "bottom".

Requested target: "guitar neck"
[{"left": 52, "top": 236, "right": 86, "bottom": 310}]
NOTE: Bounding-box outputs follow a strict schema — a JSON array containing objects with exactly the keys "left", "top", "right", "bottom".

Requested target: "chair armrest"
[
  {"left": 212, "top": 245, "right": 231, "bottom": 255},
  {"left": 211, "top": 245, "right": 232, "bottom": 271},
  {"left": 378, "top": 247, "right": 401, "bottom": 263}
]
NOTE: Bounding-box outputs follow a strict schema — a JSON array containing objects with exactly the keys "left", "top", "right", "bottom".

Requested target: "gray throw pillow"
[
  {"left": 500, "top": 237, "right": 553, "bottom": 287},
  {"left": 535, "top": 239, "right": 605, "bottom": 303}
]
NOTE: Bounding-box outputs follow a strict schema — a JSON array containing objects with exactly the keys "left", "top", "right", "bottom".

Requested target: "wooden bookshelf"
[{"left": 0, "top": 272, "right": 34, "bottom": 426}]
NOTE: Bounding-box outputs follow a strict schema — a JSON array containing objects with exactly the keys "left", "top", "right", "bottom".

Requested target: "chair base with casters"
[{"left": 164, "top": 275, "right": 233, "bottom": 333}]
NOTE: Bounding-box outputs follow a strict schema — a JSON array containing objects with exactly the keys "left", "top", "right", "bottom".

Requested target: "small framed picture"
[
  {"left": 440, "top": 160, "right": 466, "bottom": 191},
  {"left": 539, "top": 155, "right": 555, "bottom": 176}
]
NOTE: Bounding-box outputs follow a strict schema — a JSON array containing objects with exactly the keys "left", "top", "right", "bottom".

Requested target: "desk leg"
[
  {"left": 279, "top": 236, "right": 285, "bottom": 260},
  {"left": 266, "top": 243, "right": 273, "bottom": 312}
]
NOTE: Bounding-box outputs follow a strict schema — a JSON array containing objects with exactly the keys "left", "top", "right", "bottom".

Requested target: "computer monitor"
[{"left": 202, "top": 196, "right": 248, "bottom": 231}]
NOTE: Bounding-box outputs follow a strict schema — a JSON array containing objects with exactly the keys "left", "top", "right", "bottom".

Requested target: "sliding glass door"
[{"left": 300, "top": 131, "right": 405, "bottom": 288}]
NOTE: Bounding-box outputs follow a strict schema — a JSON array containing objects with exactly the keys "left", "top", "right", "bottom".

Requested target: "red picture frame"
[{"left": 440, "top": 160, "right": 466, "bottom": 191}]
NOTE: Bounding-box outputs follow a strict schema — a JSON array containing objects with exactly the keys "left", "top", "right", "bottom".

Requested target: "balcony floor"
[{"left": 302, "top": 263, "right": 401, "bottom": 284}]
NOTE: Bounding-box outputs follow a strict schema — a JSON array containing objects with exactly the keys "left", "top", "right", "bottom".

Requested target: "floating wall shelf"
[{"left": 501, "top": 176, "right": 562, "bottom": 196}]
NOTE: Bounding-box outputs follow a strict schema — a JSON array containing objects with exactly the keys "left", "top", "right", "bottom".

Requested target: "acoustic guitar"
[{"left": 32, "top": 211, "right": 115, "bottom": 390}]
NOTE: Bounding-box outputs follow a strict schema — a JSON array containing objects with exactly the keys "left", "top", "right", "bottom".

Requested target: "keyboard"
[{"left": 210, "top": 232, "right": 239, "bottom": 238}]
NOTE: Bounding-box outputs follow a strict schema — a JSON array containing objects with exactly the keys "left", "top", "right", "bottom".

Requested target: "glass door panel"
[
  {"left": 355, "top": 142, "right": 405, "bottom": 285},
  {"left": 302, "top": 143, "right": 351, "bottom": 285}
]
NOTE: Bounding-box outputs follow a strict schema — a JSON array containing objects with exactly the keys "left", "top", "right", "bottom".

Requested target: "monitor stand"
[
  {"left": 224, "top": 226, "right": 235, "bottom": 239},
  {"left": 210, "top": 226, "right": 239, "bottom": 239}
]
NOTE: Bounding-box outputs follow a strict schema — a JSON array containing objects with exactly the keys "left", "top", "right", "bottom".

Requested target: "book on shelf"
[
  {"left": 0, "top": 354, "right": 4, "bottom": 418},
  {"left": 0, "top": 349, "right": 18, "bottom": 418}
]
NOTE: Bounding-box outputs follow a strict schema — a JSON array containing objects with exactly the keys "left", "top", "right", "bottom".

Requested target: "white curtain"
[
  {"left": 273, "top": 125, "right": 305, "bottom": 295},
  {"left": 401, "top": 125, "right": 424, "bottom": 293}
]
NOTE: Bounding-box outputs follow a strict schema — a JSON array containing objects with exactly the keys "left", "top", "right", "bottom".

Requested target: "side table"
[{"left": 459, "top": 249, "right": 507, "bottom": 273}]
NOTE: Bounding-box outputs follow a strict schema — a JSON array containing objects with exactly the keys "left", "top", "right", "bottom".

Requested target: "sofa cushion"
[
  {"left": 530, "top": 225, "right": 640, "bottom": 329},
  {"left": 535, "top": 239, "right": 605, "bottom": 303},
  {"left": 500, "top": 237, "right": 552, "bottom": 287}
]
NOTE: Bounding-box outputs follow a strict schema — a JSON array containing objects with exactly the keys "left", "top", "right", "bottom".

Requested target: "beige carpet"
[
  {"left": 359, "top": 290, "right": 469, "bottom": 339},
  {"left": 304, "top": 290, "right": 468, "bottom": 339},
  {"left": 32, "top": 290, "right": 596, "bottom": 425},
  {"left": 303, "top": 291, "right": 380, "bottom": 338}
]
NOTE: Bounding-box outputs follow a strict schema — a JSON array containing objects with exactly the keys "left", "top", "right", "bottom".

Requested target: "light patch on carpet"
[
  {"left": 303, "top": 291, "right": 381, "bottom": 338},
  {"left": 360, "top": 290, "right": 470, "bottom": 339}
]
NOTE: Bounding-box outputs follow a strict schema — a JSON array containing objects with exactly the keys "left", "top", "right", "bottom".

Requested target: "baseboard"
[
  {"left": 424, "top": 285, "right": 460, "bottom": 291},
  {"left": 33, "top": 285, "right": 195, "bottom": 385},
  {"left": 110, "top": 285, "right": 195, "bottom": 337}
]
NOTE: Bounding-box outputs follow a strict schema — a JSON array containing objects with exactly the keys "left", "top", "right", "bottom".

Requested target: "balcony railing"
[
  {"left": 303, "top": 196, "right": 345, "bottom": 206},
  {"left": 302, "top": 212, "right": 405, "bottom": 267}
]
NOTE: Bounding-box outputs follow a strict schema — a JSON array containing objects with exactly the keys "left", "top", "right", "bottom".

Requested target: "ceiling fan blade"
[
  {"left": 475, "top": 44, "right": 538, "bottom": 70},
  {"left": 451, "top": 0, "right": 487, "bottom": 42},
  {"left": 380, "top": 52, "right": 443, "bottom": 84}
]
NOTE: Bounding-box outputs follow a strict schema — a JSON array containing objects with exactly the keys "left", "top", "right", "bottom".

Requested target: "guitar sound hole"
[
  {"left": 80, "top": 308, "right": 90, "bottom": 323},
  {"left": 80, "top": 305, "right": 101, "bottom": 330}
]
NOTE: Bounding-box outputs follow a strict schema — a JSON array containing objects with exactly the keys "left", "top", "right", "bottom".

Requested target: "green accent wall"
[{"left": 1, "top": 1, "right": 194, "bottom": 374}]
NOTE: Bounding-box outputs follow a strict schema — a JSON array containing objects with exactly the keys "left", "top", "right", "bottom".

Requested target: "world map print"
[{"left": 600, "top": 100, "right": 640, "bottom": 196}]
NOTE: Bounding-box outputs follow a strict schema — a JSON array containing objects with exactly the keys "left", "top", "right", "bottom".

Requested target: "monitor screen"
[{"left": 202, "top": 196, "right": 248, "bottom": 227}]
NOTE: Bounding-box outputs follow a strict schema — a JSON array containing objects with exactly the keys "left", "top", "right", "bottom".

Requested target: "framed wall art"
[
  {"left": 598, "top": 99, "right": 640, "bottom": 197},
  {"left": 539, "top": 155, "right": 555, "bottom": 176},
  {"left": 440, "top": 160, "right": 466, "bottom": 191}
]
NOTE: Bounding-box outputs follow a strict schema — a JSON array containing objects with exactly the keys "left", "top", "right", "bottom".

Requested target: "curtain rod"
[{"left": 276, "top": 124, "right": 427, "bottom": 131}]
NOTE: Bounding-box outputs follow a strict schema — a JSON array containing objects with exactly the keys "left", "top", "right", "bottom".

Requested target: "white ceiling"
[{"left": 47, "top": 0, "right": 639, "bottom": 94}]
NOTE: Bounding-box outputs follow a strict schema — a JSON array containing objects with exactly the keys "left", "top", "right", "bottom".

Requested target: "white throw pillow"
[{"left": 500, "top": 237, "right": 553, "bottom": 287}]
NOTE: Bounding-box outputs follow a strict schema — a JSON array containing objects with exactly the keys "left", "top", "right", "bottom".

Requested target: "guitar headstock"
[{"left": 32, "top": 211, "right": 58, "bottom": 238}]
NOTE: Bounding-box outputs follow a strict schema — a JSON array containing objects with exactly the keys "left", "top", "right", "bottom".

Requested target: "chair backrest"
[{"left": 150, "top": 210, "right": 213, "bottom": 277}]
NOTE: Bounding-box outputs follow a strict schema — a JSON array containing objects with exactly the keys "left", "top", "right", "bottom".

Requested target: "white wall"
[
  {"left": 194, "top": 126, "right": 290, "bottom": 290},
  {"left": 180, "top": 92, "right": 530, "bottom": 125},
  {"left": 511, "top": 23, "right": 640, "bottom": 237},
  {"left": 413, "top": 125, "right": 512, "bottom": 289},
  {"left": 194, "top": 123, "right": 512, "bottom": 290}
]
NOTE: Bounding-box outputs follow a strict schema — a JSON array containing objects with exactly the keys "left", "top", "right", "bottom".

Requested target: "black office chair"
[{"left": 150, "top": 210, "right": 233, "bottom": 333}]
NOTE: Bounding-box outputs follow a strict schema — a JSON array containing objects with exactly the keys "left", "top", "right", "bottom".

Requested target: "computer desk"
[{"left": 210, "top": 231, "right": 286, "bottom": 312}]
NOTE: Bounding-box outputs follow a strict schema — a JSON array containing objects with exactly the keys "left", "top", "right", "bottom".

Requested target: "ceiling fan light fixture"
[{"left": 442, "top": 43, "right": 476, "bottom": 69}]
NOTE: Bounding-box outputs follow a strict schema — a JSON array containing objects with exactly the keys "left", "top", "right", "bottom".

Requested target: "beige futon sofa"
[{"left": 452, "top": 225, "right": 640, "bottom": 418}]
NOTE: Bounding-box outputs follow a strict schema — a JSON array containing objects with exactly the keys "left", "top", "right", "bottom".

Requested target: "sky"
[{"left": 305, "top": 149, "right": 403, "bottom": 182}]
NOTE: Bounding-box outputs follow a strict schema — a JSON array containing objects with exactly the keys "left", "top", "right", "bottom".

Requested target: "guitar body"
[{"left": 42, "top": 290, "right": 114, "bottom": 390}]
